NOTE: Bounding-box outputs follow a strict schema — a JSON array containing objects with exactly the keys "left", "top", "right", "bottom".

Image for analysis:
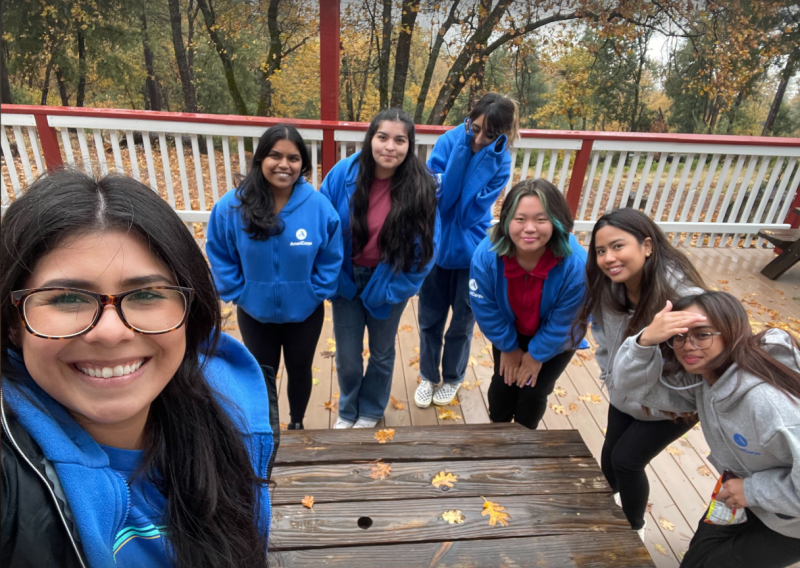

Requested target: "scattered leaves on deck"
[
  {"left": 718, "top": 279, "right": 728, "bottom": 284},
  {"left": 399, "top": 325, "right": 413, "bottom": 332},
  {"left": 468, "top": 356, "right": 478, "bottom": 367},
  {"left": 481, "top": 347, "right": 490, "bottom": 354},
  {"left": 697, "top": 465, "right": 713, "bottom": 476},
  {"left": 409, "top": 355, "right": 420, "bottom": 369},
  {"left": 578, "top": 393, "right": 602, "bottom": 404},
  {"left": 441, "top": 510, "right": 465, "bottom": 524},
  {"left": 363, "top": 348, "right": 370, "bottom": 358},
  {"left": 389, "top": 395, "right": 406, "bottom": 410},
  {"left": 301, "top": 495, "right": 314, "bottom": 511},
  {"left": 666, "top": 446, "right": 684, "bottom": 456},
  {"left": 279, "top": 422, "right": 288, "bottom": 431},
  {"left": 312, "top": 378, "right": 320, "bottom": 386},
  {"left": 569, "top": 402, "right": 580, "bottom": 412},
  {"left": 479, "top": 359, "right": 493, "bottom": 367},
  {"left": 481, "top": 497, "right": 510, "bottom": 527},
  {"left": 324, "top": 300, "right": 332, "bottom": 307},
  {"left": 473, "top": 331, "right": 482, "bottom": 339},
  {"left": 550, "top": 404, "right": 568, "bottom": 416},
  {"left": 369, "top": 460, "right": 391, "bottom": 480},
  {"left": 374, "top": 429, "right": 395, "bottom": 444},
  {"left": 437, "top": 409, "right": 462, "bottom": 421},
  {"left": 312, "top": 366, "right": 321, "bottom": 372},
  {"left": 570, "top": 358, "right": 583, "bottom": 366},
  {"left": 659, "top": 517, "right": 675, "bottom": 531},
  {"left": 654, "top": 544, "right": 670, "bottom": 556},
  {"left": 462, "top": 379, "right": 482, "bottom": 390},
  {"left": 323, "top": 400, "right": 337, "bottom": 411},
  {"left": 432, "top": 471, "right": 459, "bottom": 488},
  {"left": 553, "top": 386, "right": 568, "bottom": 397}
]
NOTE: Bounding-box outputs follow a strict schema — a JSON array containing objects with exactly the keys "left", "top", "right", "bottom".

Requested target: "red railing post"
[
  {"left": 785, "top": 177, "right": 800, "bottom": 229},
  {"left": 566, "top": 138, "right": 593, "bottom": 218},
  {"left": 33, "top": 113, "right": 63, "bottom": 171},
  {"left": 319, "top": 0, "right": 340, "bottom": 179}
]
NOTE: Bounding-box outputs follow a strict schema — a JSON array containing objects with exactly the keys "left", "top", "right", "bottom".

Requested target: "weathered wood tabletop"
[{"left": 267, "top": 423, "right": 655, "bottom": 567}]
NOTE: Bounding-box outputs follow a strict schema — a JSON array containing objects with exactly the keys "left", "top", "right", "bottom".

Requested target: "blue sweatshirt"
[
  {"left": 320, "top": 152, "right": 441, "bottom": 319},
  {"left": 427, "top": 122, "right": 512, "bottom": 269},
  {"left": 469, "top": 233, "right": 589, "bottom": 362},
  {"left": 2, "top": 333, "right": 273, "bottom": 568},
  {"left": 206, "top": 179, "right": 343, "bottom": 324}
]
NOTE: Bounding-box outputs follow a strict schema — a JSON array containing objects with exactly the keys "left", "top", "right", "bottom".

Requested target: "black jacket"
[{"left": 1, "top": 398, "right": 87, "bottom": 567}]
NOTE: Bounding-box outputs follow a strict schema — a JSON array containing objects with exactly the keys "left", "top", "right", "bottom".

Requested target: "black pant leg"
[
  {"left": 488, "top": 342, "right": 519, "bottom": 423},
  {"left": 514, "top": 349, "right": 575, "bottom": 429},
  {"left": 237, "top": 307, "right": 282, "bottom": 376},
  {"left": 601, "top": 404, "right": 636, "bottom": 494},
  {"left": 280, "top": 303, "right": 325, "bottom": 424}
]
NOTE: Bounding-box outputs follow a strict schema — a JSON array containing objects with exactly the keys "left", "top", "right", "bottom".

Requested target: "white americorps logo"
[
  {"left": 469, "top": 279, "right": 478, "bottom": 291},
  {"left": 296, "top": 229, "right": 308, "bottom": 240}
]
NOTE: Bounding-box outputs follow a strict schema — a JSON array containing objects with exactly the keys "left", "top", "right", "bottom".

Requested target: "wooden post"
[
  {"left": 565, "top": 138, "right": 593, "bottom": 218},
  {"left": 34, "top": 113, "right": 63, "bottom": 171},
  {"left": 320, "top": 0, "right": 340, "bottom": 179}
]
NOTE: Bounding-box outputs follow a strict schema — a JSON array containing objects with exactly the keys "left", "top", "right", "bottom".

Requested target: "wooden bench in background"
[
  {"left": 758, "top": 209, "right": 800, "bottom": 280},
  {"left": 267, "top": 423, "right": 655, "bottom": 567}
]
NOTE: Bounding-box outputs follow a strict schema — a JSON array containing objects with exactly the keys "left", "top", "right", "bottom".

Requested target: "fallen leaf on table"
[
  {"left": 389, "top": 395, "right": 406, "bottom": 410},
  {"left": 432, "top": 471, "right": 459, "bottom": 488},
  {"left": 279, "top": 422, "right": 288, "bottom": 431},
  {"left": 374, "top": 429, "right": 395, "bottom": 444},
  {"left": 479, "top": 359, "right": 493, "bottom": 368},
  {"left": 569, "top": 402, "right": 579, "bottom": 412},
  {"left": 399, "top": 325, "right": 413, "bottom": 332},
  {"left": 312, "top": 378, "right": 320, "bottom": 386},
  {"left": 468, "top": 356, "right": 477, "bottom": 367},
  {"left": 659, "top": 517, "right": 675, "bottom": 531},
  {"left": 553, "top": 386, "right": 568, "bottom": 397},
  {"left": 301, "top": 495, "right": 314, "bottom": 511},
  {"left": 324, "top": 400, "right": 337, "bottom": 411},
  {"left": 437, "top": 409, "right": 462, "bottom": 420},
  {"left": 666, "top": 446, "right": 684, "bottom": 456},
  {"left": 697, "top": 465, "right": 712, "bottom": 476},
  {"left": 481, "top": 497, "right": 510, "bottom": 526},
  {"left": 654, "top": 544, "right": 669, "bottom": 556},
  {"left": 369, "top": 460, "right": 391, "bottom": 480},
  {"left": 550, "top": 404, "right": 568, "bottom": 416},
  {"left": 441, "top": 510, "right": 465, "bottom": 524}
]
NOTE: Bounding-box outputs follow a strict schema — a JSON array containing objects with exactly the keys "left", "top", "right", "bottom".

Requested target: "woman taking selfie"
[{"left": 1, "top": 170, "right": 273, "bottom": 568}]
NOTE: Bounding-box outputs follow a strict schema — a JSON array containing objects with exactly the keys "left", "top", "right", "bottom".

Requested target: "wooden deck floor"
[{"left": 221, "top": 246, "right": 800, "bottom": 567}]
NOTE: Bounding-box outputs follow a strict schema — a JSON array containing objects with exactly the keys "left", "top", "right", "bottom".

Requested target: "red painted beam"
[
  {"left": 319, "top": 0, "right": 340, "bottom": 178},
  {"left": 33, "top": 114, "right": 63, "bottom": 171},
  {"left": 566, "top": 139, "right": 593, "bottom": 217}
]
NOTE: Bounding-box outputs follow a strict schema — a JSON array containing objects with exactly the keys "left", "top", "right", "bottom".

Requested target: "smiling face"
[
  {"left": 508, "top": 195, "right": 553, "bottom": 257},
  {"left": 17, "top": 230, "right": 186, "bottom": 448},
  {"left": 469, "top": 114, "right": 498, "bottom": 153},
  {"left": 672, "top": 305, "right": 725, "bottom": 377},
  {"left": 594, "top": 225, "right": 652, "bottom": 289},
  {"left": 260, "top": 138, "right": 302, "bottom": 192},
  {"left": 371, "top": 120, "right": 409, "bottom": 179}
]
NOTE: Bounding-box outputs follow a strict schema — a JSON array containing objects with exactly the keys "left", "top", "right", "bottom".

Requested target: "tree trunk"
[
  {"left": 168, "top": 0, "right": 198, "bottom": 112},
  {"left": 257, "top": 0, "right": 282, "bottom": 117},
  {"left": 342, "top": 50, "right": 356, "bottom": 121},
  {"left": 76, "top": 30, "right": 87, "bottom": 107},
  {"left": 196, "top": 0, "right": 249, "bottom": 116},
  {"left": 763, "top": 50, "right": 800, "bottom": 136},
  {"left": 356, "top": 17, "right": 375, "bottom": 121},
  {"left": 390, "top": 0, "right": 419, "bottom": 109},
  {"left": 468, "top": 0, "right": 493, "bottom": 110},
  {"left": 140, "top": 2, "right": 161, "bottom": 111},
  {"left": 377, "top": 0, "right": 392, "bottom": 110},
  {"left": 414, "top": 0, "right": 460, "bottom": 123},
  {"left": 56, "top": 67, "right": 70, "bottom": 105},
  {"left": 1, "top": 41, "right": 13, "bottom": 105},
  {"left": 40, "top": 55, "right": 55, "bottom": 105}
]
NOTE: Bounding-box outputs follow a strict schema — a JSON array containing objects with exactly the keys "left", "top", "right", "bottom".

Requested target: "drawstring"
[{"left": 659, "top": 376, "right": 704, "bottom": 390}]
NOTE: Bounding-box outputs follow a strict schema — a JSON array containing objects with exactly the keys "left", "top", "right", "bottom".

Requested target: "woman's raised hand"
[{"left": 638, "top": 301, "right": 707, "bottom": 347}]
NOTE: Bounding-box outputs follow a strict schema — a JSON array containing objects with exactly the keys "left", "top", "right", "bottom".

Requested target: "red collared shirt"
[{"left": 503, "top": 249, "right": 560, "bottom": 336}]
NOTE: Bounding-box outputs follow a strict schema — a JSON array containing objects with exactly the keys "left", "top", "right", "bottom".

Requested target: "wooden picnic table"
[{"left": 267, "top": 423, "right": 655, "bottom": 567}]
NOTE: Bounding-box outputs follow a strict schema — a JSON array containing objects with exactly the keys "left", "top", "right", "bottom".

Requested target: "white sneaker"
[
  {"left": 334, "top": 417, "right": 354, "bottom": 429},
  {"left": 414, "top": 380, "right": 435, "bottom": 408},
  {"left": 636, "top": 519, "right": 647, "bottom": 542},
  {"left": 353, "top": 417, "right": 379, "bottom": 429},
  {"left": 433, "top": 383, "right": 460, "bottom": 406},
  {"left": 614, "top": 492, "right": 622, "bottom": 508}
]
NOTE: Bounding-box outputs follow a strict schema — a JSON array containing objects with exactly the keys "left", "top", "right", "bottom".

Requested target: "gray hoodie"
[
  {"left": 593, "top": 270, "right": 704, "bottom": 421},
  {"left": 613, "top": 327, "right": 800, "bottom": 538}
]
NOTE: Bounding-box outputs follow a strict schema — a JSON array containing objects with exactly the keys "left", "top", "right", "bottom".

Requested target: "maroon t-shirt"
[
  {"left": 503, "top": 249, "right": 560, "bottom": 336},
  {"left": 353, "top": 177, "right": 392, "bottom": 267}
]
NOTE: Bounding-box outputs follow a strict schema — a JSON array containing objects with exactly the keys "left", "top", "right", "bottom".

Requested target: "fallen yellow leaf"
[
  {"left": 324, "top": 300, "right": 332, "bottom": 307},
  {"left": 389, "top": 395, "right": 406, "bottom": 410},
  {"left": 323, "top": 400, "right": 337, "bottom": 411},
  {"left": 568, "top": 402, "right": 579, "bottom": 412},
  {"left": 441, "top": 509, "right": 465, "bottom": 524},
  {"left": 399, "top": 325, "right": 413, "bottom": 332},
  {"left": 481, "top": 497, "right": 510, "bottom": 527},
  {"left": 553, "top": 386, "right": 568, "bottom": 397},
  {"left": 666, "top": 446, "right": 684, "bottom": 456},
  {"left": 697, "top": 465, "right": 712, "bottom": 476},
  {"left": 301, "top": 495, "right": 314, "bottom": 511},
  {"left": 414, "top": 346, "right": 420, "bottom": 353},
  {"left": 369, "top": 460, "right": 391, "bottom": 480},
  {"left": 479, "top": 359, "right": 493, "bottom": 368},
  {"left": 363, "top": 348, "right": 370, "bottom": 358},
  {"left": 409, "top": 355, "right": 420, "bottom": 368},
  {"left": 312, "top": 378, "right": 320, "bottom": 386},
  {"left": 279, "top": 422, "right": 287, "bottom": 431},
  {"left": 468, "top": 356, "right": 477, "bottom": 367},
  {"left": 654, "top": 544, "right": 669, "bottom": 556},
  {"left": 659, "top": 517, "right": 675, "bottom": 531},
  {"left": 550, "top": 404, "right": 568, "bottom": 416},
  {"left": 431, "top": 471, "right": 458, "bottom": 488},
  {"left": 437, "top": 409, "right": 462, "bottom": 420},
  {"left": 312, "top": 366, "right": 321, "bottom": 372},
  {"left": 374, "top": 429, "right": 395, "bottom": 444}
]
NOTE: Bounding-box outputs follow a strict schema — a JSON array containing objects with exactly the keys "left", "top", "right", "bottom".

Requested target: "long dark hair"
[
  {"left": 236, "top": 124, "right": 311, "bottom": 240},
  {"left": 469, "top": 92, "right": 520, "bottom": 146},
  {"left": 0, "top": 170, "right": 269, "bottom": 568},
  {"left": 573, "top": 208, "right": 705, "bottom": 341},
  {"left": 664, "top": 292, "right": 800, "bottom": 401},
  {"left": 489, "top": 178, "right": 574, "bottom": 258},
  {"left": 350, "top": 108, "right": 437, "bottom": 272}
]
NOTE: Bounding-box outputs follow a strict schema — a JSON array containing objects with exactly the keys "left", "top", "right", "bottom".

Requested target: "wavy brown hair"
[{"left": 663, "top": 292, "right": 800, "bottom": 402}]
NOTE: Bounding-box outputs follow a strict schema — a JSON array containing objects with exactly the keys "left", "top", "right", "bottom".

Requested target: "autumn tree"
[{"left": 167, "top": 0, "right": 198, "bottom": 112}]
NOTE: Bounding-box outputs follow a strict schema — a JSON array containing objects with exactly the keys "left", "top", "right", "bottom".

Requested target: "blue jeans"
[
  {"left": 418, "top": 265, "right": 475, "bottom": 386},
  {"left": 332, "top": 266, "right": 408, "bottom": 422}
]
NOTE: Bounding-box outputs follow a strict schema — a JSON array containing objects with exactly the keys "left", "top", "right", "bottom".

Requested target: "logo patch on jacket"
[
  {"left": 468, "top": 278, "right": 483, "bottom": 299},
  {"left": 733, "top": 433, "right": 761, "bottom": 456},
  {"left": 291, "top": 228, "right": 312, "bottom": 246}
]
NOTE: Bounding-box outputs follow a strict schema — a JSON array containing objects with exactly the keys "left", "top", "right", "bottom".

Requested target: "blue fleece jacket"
[
  {"left": 427, "top": 122, "right": 512, "bottom": 269},
  {"left": 2, "top": 333, "right": 273, "bottom": 568},
  {"left": 320, "top": 152, "right": 441, "bottom": 319},
  {"left": 206, "top": 179, "right": 343, "bottom": 324},
  {"left": 469, "top": 233, "right": 589, "bottom": 362}
]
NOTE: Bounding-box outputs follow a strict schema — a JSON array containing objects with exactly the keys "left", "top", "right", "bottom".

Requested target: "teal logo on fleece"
[{"left": 113, "top": 524, "right": 166, "bottom": 557}]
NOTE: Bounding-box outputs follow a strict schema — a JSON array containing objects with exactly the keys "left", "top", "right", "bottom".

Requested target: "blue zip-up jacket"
[
  {"left": 206, "top": 179, "right": 343, "bottom": 324},
  {"left": 427, "top": 122, "right": 511, "bottom": 269},
  {"left": 1, "top": 333, "right": 273, "bottom": 568},
  {"left": 469, "top": 233, "right": 589, "bottom": 362},
  {"left": 319, "top": 152, "right": 441, "bottom": 319}
]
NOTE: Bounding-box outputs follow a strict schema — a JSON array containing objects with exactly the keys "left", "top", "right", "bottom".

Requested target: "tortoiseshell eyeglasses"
[{"left": 11, "top": 286, "right": 194, "bottom": 339}]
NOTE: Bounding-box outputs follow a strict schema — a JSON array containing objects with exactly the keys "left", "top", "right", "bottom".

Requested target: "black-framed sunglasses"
[
  {"left": 666, "top": 331, "right": 722, "bottom": 350},
  {"left": 11, "top": 286, "right": 195, "bottom": 339}
]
